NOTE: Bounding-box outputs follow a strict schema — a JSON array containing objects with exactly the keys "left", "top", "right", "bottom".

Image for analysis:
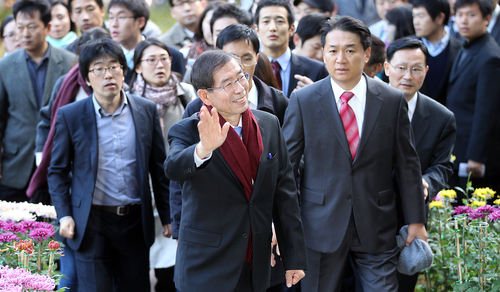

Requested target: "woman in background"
[
  {"left": 130, "top": 38, "right": 195, "bottom": 292},
  {"left": 46, "top": 0, "right": 77, "bottom": 48},
  {"left": 186, "top": 3, "right": 220, "bottom": 63},
  {"left": 1, "top": 15, "right": 20, "bottom": 57},
  {"left": 385, "top": 4, "right": 415, "bottom": 45}
]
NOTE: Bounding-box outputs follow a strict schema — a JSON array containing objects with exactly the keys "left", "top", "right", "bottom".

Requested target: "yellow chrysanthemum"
[
  {"left": 469, "top": 200, "right": 487, "bottom": 207},
  {"left": 429, "top": 200, "right": 445, "bottom": 209},
  {"left": 440, "top": 189, "right": 457, "bottom": 199},
  {"left": 473, "top": 188, "right": 496, "bottom": 200},
  {"left": 494, "top": 199, "right": 500, "bottom": 205},
  {"left": 451, "top": 154, "right": 456, "bottom": 162}
]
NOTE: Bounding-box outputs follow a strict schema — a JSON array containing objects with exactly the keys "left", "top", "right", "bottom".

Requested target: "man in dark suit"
[
  {"left": 447, "top": 0, "right": 500, "bottom": 194},
  {"left": 165, "top": 50, "right": 307, "bottom": 292},
  {"left": 0, "top": 0, "right": 76, "bottom": 202},
  {"left": 412, "top": 0, "right": 461, "bottom": 105},
  {"left": 48, "top": 38, "right": 171, "bottom": 292},
  {"left": 254, "top": 0, "right": 328, "bottom": 97},
  {"left": 283, "top": 16, "right": 427, "bottom": 291},
  {"left": 385, "top": 37, "right": 456, "bottom": 291}
]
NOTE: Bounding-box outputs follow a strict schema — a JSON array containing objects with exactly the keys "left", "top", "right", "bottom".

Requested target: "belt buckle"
[{"left": 116, "top": 206, "right": 129, "bottom": 216}]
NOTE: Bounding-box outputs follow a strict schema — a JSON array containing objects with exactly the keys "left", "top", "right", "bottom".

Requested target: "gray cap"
[
  {"left": 396, "top": 225, "right": 434, "bottom": 275},
  {"left": 293, "top": 0, "right": 335, "bottom": 14}
]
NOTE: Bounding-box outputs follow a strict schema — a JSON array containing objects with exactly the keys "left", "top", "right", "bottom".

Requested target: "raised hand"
[{"left": 196, "top": 105, "right": 231, "bottom": 158}]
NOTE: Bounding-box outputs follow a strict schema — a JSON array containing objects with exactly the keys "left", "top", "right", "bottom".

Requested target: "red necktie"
[
  {"left": 340, "top": 91, "right": 360, "bottom": 160},
  {"left": 271, "top": 60, "right": 283, "bottom": 91}
]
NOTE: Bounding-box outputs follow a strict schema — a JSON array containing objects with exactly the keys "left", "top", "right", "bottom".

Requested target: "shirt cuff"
[
  {"left": 35, "top": 152, "right": 43, "bottom": 167},
  {"left": 194, "top": 143, "right": 212, "bottom": 168},
  {"left": 59, "top": 216, "right": 73, "bottom": 224}
]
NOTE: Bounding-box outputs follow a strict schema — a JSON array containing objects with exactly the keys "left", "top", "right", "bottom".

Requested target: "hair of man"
[
  {"left": 190, "top": 49, "right": 242, "bottom": 92},
  {"left": 296, "top": 13, "right": 330, "bottom": 46},
  {"left": 321, "top": 15, "right": 372, "bottom": 51},
  {"left": 412, "top": 0, "right": 450, "bottom": 25},
  {"left": 455, "top": 0, "right": 495, "bottom": 18},
  {"left": 76, "top": 26, "right": 110, "bottom": 54},
  {"left": 13, "top": 0, "right": 52, "bottom": 27},
  {"left": 386, "top": 36, "right": 430, "bottom": 66},
  {"left": 79, "top": 37, "right": 128, "bottom": 83},
  {"left": 368, "top": 35, "right": 386, "bottom": 66},
  {"left": 215, "top": 23, "right": 260, "bottom": 55},
  {"left": 254, "top": 0, "right": 295, "bottom": 28},
  {"left": 293, "top": 0, "right": 337, "bottom": 14},
  {"left": 210, "top": 3, "right": 253, "bottom": 34},
  {"left": 108, "top": 0, "right": 149, "bottom": 32},
  {"left": 67, "top": 0, "right": 103, "bottom": 13}
]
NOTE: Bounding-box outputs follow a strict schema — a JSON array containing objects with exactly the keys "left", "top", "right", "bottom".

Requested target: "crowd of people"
[{"left": 0, "top": 0, "right": 499, "bottom": 291}]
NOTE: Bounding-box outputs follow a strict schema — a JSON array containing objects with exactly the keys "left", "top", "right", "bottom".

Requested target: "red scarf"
[
  {"left": 27, "top": 64, "right": 90, "bottom": 198},
  {"left": 207, "top": 105, "right": 263, "bottom": 264}
]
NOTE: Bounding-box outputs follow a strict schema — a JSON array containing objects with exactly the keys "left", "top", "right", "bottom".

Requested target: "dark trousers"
[
  {"left": 75, "top": 207, "right": 150, "bottom": 292},
  {"left": 301, "top": 215, "right": 399, "bottom": 292},
  {"left": 0, "top": 183, "right": 28, "bottom": 202},
  {"left": 155, "top": 266, "right": 176, "bottom": 292}
]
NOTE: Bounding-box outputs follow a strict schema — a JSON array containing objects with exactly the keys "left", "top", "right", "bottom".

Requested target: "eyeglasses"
[
  {"left": 172, "top": 0, "right": 200, "bottom": 7},
  {"left": 387, "top": 63, "right": 425, "bottom": 77},
  {"left": 2, "top": 33, "right": 16, "bottom": 39},
  {"left": 141, "top": 57, "right": 172, "bottom": 66},
  {"left": 206, "top": 73, "right": 249, "bottom": 92},
  {"left": 89, "top": 65, "right": 123, "bottom": 76},
  {"left": 108, "top": 16, "right": 135, "bottom": 23}
]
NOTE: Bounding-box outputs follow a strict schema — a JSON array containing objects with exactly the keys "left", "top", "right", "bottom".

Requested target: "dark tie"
[
  {"left": 340, "top": 91, "right": 360, "bottom": 160},
  {"left": 271, "top": 60, "right": 283, "bottom": 91}
]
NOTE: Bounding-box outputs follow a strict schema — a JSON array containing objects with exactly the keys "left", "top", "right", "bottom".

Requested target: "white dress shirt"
[
  {"left": 407, "top": 93, "right": 418, "bottom": 122},
  {"left": 248, "top": 80, "right": 258, "bottom": 110},
  {"left": 330, "top": 76, "right": 367, "bottom": 138}
]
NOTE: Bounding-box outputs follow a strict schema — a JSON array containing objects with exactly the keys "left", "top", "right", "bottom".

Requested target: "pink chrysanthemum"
[
  {"left": 0, "top": 232, "right": 20, "bottom": 243},
  {"left": 489, "top": 210, "right": 500, "bottom": 222},
  {"left": 28, "top": 228, "right": 54, "bottom": 242},
  {"left": 454, "top": 206, "right": 473, "bottom": 215},
  {"left": 21, "top": 220, "right": 38, "bottom": 230},
  {"left": 34, "top": 222, "right": 55, "bottom": 232},
  {"left": 469, "top": 211, "right": 485, "bottom": 220},
  {"left": 475, "top": 205, "right": 497, "bottom": 215},
  {"left": 6, "top": 222, "right": 26, "bottom": 234}
]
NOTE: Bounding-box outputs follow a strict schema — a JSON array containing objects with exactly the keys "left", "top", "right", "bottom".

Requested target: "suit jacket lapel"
[
  {"left": 214, "top": 149, "right": 245, "bottom": 194},
  {"left": 127, "top": 94, "right": 146, "bottom": 196},
  {"left": 411, "top": 93, "right": 430, "bottom": 149},
  {"left": 355, "top": 76, "right": 383, "bottom": 163},
  {"left": 14, "top": 50, "right": 38, "bottom": 109},
  {"left": 43, "top": 47, "right": 64, "bottom": 106},
  {"left": 316, "top": 78, "right": 352, "bottom": 160},
  {"left": 80, "top": 97, "right": 98, "bottom": 185},
  {"left": 250, "top": 121, "right": 266, "bottom": 201}
]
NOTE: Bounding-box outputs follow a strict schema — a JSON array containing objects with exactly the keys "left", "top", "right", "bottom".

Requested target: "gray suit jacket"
[
  {"left": 0, "top": 46, "right": 76, "bottom": 189},
  {"left": 337, "top": 0, "right": 380, "bottom": 27},
  {"left": 159, "top": 22, "right": 192, "bottom": 50},
  {"left": 283, "top": 76, "right": 425, "bottom": 254}
]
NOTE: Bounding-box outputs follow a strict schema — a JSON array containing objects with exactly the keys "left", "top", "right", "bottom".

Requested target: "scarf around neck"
[{"left": 206, "top": 105, "right": 264, "bottom": 264}]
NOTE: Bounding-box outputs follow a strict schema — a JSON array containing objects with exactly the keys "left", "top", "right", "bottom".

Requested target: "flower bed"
[
  {"left": 419, "top": 186, "right": 500, "bottom": 291},
  {"left": 0, "top": 201, "right": 64, "bottom": 291}
]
